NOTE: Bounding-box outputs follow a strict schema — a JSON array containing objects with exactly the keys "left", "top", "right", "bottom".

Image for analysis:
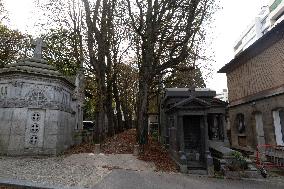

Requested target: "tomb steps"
[
  {"left": 187, "top": 161, "right": 206, "bottom": 169},
  {"left": 187, "top": 161, "right": 207, "bottom": 175}
]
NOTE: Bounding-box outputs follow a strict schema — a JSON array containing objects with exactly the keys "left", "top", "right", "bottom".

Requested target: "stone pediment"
[
  {"left": 179, "top": 98, "right": 211, "bottom": 108},
  {"left": 166, "top": 96, "right": 227, "bottom": 112},
  {"left": 208, "top": 98, "right": 228, "bottom": 107},
  {"left": 167, "top": 97, "right": 210, "bottom": 111}
]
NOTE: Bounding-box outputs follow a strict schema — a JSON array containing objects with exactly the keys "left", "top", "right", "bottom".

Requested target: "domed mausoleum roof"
[
  {"left": 0, "top": 38, "right": 75, "bottom": 87},
  {"left": 0, "top": 58, "right": 62, "bottom": 77}
]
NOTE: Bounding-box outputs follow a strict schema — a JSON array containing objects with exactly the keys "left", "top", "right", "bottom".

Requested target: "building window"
[
  {"left": 236, "top": 113, "right": 245, "bottom": 134},
  {"left": 273, "top": 110, "right": 284, "bottom": 145}
]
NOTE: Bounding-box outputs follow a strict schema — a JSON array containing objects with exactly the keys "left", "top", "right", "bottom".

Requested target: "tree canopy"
[
  {"left": 1, "top": 0, "right": 217, "bottom": 145},
  {"left": 0, "top": 24, "right": 29, "bottom": 67}
]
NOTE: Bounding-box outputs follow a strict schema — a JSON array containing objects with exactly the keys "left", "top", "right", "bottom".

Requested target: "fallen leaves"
[
  {"left": 63, "top": 129, "right": 137, "bottom": 155},
  {"left": 138, "top": 138, "right": 178, "bottom": 172},
  {"left": 63, "top": 142, "right": 96, "bottom": 155},
  {"left": 101, "top": 129, "right": 138, "bottom": 154},
  {"left": 0, "top": 186, "right": 18, "bottom": 189},
  {"left": 63, "top": 129, "right": 177, "bottom": 172}
]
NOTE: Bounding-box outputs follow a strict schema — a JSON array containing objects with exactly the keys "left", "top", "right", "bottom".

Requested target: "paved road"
[{"left": 93, "top": 169, "right": 284, "bottom": 189}]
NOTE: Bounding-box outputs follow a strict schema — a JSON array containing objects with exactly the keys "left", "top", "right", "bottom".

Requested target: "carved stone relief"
[
  {"left": 0, "top": 85, "right": 8, "bottom": 99},
  {"left": 0, "top": 78, "right": 74, "bottom": 114}
]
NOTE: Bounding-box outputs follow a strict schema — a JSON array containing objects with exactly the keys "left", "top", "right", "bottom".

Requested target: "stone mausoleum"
[
  {"left": 160, "top": 88, "right": 228, "bottom": 173},
  {"left": 0, "top": 39, "right": 83, "bottom": 156}
]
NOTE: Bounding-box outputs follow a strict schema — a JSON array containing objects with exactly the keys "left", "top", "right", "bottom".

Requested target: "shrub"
[{"left": 228, "top": 151, "right": 248, "bottom": 171}]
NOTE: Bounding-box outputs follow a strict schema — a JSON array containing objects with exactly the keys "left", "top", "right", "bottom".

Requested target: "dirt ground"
[
  {"left": 0, "top": 186, "right": 18, "bottom": 189},
  {"left": 65, "top": 129, "right": 177, "bottom": 172}
]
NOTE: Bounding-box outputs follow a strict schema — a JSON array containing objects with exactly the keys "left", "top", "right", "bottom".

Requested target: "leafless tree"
[{"left": 125, "top": 0, "right": 217, "bottom": 144}]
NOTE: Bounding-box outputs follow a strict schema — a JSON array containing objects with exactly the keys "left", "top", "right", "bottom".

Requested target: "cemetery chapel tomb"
[
  {"left": 160, "top": 88, "right": 228, "bottom": 173},
  {"left": 0, "top": 38, "right": 83, "bottom": 155}
]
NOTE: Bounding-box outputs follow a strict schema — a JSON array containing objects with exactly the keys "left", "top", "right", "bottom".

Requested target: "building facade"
[
  {"left": 219, "top": 20, "right": 284, "bottom": 152},
  {"left": 270, "top": 0, "right": 284, "bottom": 26},
  {"left": 234, "top": 0, "right": 284, "bottom": 56}
]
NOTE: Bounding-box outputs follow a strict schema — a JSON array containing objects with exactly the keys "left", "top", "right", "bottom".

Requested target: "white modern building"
[
  {"left": 270, "top": 0, "right": 284, "bottom": 25},
  {"left": 215, "top": 89, "right": 228, "bottom": 102},
  {"left": 234, "top": 0, "right": 284, "bottom": 55}
]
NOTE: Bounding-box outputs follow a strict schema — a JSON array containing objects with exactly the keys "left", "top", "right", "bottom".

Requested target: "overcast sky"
[{"left": 3, "top": 0, "right": 269, "bottom": 93}]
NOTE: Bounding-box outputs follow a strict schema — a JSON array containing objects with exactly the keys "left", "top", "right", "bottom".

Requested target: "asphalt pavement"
[{"left": 93, "top": 169, "right": 284, "bottom": 189}]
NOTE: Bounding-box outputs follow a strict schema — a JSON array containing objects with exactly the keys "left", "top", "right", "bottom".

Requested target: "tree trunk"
[
  {"left": 113, "top": 75, "right": 123, "bottom": 133},
  {"left": 136, "top": 78, "right": 149, "bottom": 145},
  {"left": 106, "top": 76, "right": 114, "bottom": 136},
  {"left": 121, "top": 96, "right": 132, "bottom": 130},
  {"left": 95, "top": 79, "right": 106, "bottom": 142}
]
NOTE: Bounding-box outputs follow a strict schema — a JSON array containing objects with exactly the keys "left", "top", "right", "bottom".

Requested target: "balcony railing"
[{"left": 270, "top": 0, "right": 283, "bottom": 12}]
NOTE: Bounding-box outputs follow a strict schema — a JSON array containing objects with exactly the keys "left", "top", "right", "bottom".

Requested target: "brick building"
[{"left": 219, "top": 20, "right": 284, "bottom": 152}]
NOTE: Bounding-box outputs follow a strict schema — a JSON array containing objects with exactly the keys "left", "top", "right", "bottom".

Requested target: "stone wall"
[
  {"left": 227, "top": 38, "right": 284, "bottom": 103},
  {"left": 0, "top": 108, "right": 76, "bottom": 156},
  {"left": 229, "top": 93, "right": 284, "bottom": 150},
  {"left": 0, "top": 108, "right": 16, "bottom": 154},
  {"left": 0, "top": 75, "right": 77, "bottom": 156}
]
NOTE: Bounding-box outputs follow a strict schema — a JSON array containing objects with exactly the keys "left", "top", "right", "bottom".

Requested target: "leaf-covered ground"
[
  {"left": 64, "top": 142, "right": 96, "bottom": 155},
  {"left": 64, "top": 129, "right": 177, "bottom": 172},
  {"left": 138, "top": 139, "right": 178, "bottom": 172},
  {"left": 101, "top": 129, "right": 138, "bottom": 154},
  {"left": 0, "top": 186, "right": 18, "bottom": 189}
]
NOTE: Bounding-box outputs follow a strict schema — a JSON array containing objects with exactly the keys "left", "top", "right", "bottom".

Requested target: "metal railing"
[{"left": 256, "top": 144, "right": 284, "bottom": 168}]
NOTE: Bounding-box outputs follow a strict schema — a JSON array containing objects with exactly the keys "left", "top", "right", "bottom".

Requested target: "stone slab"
[{"left": 209, "top": 141, "right": 235, "bottom": 157}]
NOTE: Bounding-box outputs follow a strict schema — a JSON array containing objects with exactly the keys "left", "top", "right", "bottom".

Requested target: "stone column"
[
  {"left": 204, "top": 115, "right": 209, "bottom": 154},
  {"left": 221, "top": 114, "right": 230, "bottom": 146},
  {"left": 200, "top": 116, "right": 205, "bottom": 157},
  {"left": 178, "top": 115, "right": 185, "bottom": 152},
  {"left": 212, "top": 115, "right": 218, "bottom": 140},
  {"left": 204, "top": 115, "right": 214, "bottom": 175}
]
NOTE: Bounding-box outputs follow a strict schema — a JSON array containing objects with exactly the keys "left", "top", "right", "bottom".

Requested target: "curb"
[{"left": 0, "top": 178, "right": 87, "bottom": 189}]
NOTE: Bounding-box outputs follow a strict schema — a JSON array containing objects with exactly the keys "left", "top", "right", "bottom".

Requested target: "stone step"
[
  {"left": 187, "top": 161, "right": 206, "bottom": 170},
  {"left": 188, "top": 169, "right": 208, "bottom": 175}
]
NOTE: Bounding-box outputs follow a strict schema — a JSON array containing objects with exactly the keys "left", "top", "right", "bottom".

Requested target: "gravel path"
[{"left": 0, "top": 153, "right": 155, "bottom": 188}]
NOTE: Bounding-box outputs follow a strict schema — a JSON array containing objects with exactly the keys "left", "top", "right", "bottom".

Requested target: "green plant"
[
  {"left": 73, "top": 131, "right": 83, "bottom": 138},
  {"left": 228, "top": 151, "right": 248, "bottom": 171},
  {"left": 232, "top": 151, "right": 243, "bottom": 160},
  {"left": 151, "top": 131, "right": 159, "bottom": 141}
]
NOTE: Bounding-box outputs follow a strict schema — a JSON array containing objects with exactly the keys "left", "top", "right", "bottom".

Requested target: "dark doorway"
[
  {"left": 183, "top": 116, "right": 201, "bottom": 153},
  {"left": 183, "top": 115, "right": 204, "bottom": 169}
]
